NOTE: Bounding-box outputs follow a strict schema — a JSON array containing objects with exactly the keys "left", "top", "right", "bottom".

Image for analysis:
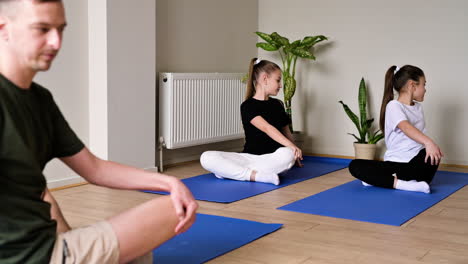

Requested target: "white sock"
[
  {"left": 362, "top": 181, "right": 372, "bottom": 187},
  {"left": 254, "top": 171, "right": 280, "bottom": 185},
  {"left": 395, "top": 179, "right": 430, "bottom": 194}
]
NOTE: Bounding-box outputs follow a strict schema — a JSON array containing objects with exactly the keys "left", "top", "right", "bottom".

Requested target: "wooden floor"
[{"left": 52, "top": 162, "right": 468, "bottom": 264}]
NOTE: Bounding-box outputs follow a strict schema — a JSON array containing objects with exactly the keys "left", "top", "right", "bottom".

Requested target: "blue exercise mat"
[
  {"left": 152, "top": 213, "right": 282, "bottom": 264},
  {"left": 278, "top": 170, "right": 468, "bottom": 226},
  {"left": 143, "top": 156, "right": 350, "bottom": 203}
]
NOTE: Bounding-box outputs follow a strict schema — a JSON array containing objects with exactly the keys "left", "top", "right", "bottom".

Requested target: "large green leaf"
[
  {"left": 255, "top": 31, "right": 279, "bottom": 47},
  {"left": 358, "top": 78, "right": 367, "bottom": 130},
  {"left": 339, "top": 101, "right": 364, "bottom": 142},
  {"left": 284, "top": 76, "right": 296, "bottom": 102},
  {"left": 369, "top": 133, "right": 384, "bottom": 144},
  {"left": 348, "top": 133, "right": 364, "bottom": 143},
  {"left": 291, "top": 48, "right": 316, "bottom": 60},
  {"left": 368, "top": 129, "right": 384, "bottom": 144},
  {"left": 365, "top": 118, "right": 374, "bottom": 128},
  {"left": 290, "top": 40, "right": 301, "bottom": 49},
  {"left": 360, "top": 118, "right": 374, "bottom": 143},
  {"left": 256, "top": 42, "right": 279, "bottom": 51},
  {"left": 301, "top": 35, "right": 328, "bottom": 48},
  {"left": 271, "top": 32, "right": 290, "bottom": 47}
]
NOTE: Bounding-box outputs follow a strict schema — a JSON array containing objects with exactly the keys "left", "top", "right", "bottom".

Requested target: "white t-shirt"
[{"left": 384, "top": 100, "right": 425, "bottom": 162}]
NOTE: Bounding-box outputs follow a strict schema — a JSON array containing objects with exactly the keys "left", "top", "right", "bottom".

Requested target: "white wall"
[
  {"left": 156, "top": 0, "right": 258, "bottom": 166},
  {"left": 39, "top": 0, "right": 89, "bottom": 188},
  {"left": 43, "top": 0, "right": 157, "bottom": 188},
  {"left": 107, "top": 0, "right": 156, "bottom": 169},
  {"left": 43, "top": 0, "right": 256, "bottom": 186},
  {"left": 41, "top": 0, "right": 468, "bottom": 188},
  {"left": 259, "top": 0, "right": 468, "bottom": 165},
  {"left": 156, "top": 0, "right": 258, "bottom": 73},
  {"left": 88, "top": 0, "right": 108, "bottom": 161}
]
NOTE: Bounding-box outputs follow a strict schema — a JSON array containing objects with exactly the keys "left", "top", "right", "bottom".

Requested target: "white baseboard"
[
  {"left": 160, "top": 139, "right": 244, "bottom": 169},
  {"left": 143, "top": 166, "right": 159, "bottom": 172},
  {"left": 47, "top": 176, "right": 87, "bottom": 189},
  {"left": 162, "top": 147, "right": 243, "bottom": 168}
]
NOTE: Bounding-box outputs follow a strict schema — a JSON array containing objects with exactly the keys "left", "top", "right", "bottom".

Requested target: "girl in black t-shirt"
[{"left": 200, "top": 58, "right": 303, "bottom": 185}]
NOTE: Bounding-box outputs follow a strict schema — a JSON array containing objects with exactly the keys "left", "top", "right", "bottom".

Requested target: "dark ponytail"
[
  {"left": 245, "top": 58, "right": 281, "bottom": 100},
  {"left": 380, "top": 66, "right": 397, "bottom": 131},
  {"left": 245, "top": 58, "right": 257, "bottom": 100},
  {"left": 379, "top": 65, "right": 425, "bottom": 132}
]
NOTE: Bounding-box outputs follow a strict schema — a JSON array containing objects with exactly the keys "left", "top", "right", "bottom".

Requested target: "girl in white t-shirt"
[{"left": 349, "top": 65, "right": 443, "bottom": 193}]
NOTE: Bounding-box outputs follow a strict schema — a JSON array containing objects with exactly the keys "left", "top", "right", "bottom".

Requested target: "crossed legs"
[
  {"left": 48, "top": 191, "right": 182, "bottom": 264},
  {"left": 200, "top": 147, "right": 295, "bottom": 185},
  {"left": 349, "top": 149, "right": 439, "bottom": 193},
  {"left": 109, "top": 196, "right": 180, "bottom": 263}
]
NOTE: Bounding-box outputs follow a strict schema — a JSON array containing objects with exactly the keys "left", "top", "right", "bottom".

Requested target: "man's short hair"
[{"left": 0, "top": 0, "right": 62, "bottom": 17}]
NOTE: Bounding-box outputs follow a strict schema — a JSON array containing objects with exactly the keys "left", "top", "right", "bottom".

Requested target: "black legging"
[{"left": 348, "top": 149, "right": 439, "bottom": 189}]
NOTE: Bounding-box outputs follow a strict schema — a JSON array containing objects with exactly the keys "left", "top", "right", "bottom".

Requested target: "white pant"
[{"left": 200, "top": 147, "right": 295, "bottom": 181}]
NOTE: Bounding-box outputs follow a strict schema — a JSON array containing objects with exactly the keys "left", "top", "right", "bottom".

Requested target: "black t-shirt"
[
  {"left": 0, "top": 74, "right": 85, "bottom": 264},
  {"left": 241, "top": 97, "right": 290, "bottom": 155}
]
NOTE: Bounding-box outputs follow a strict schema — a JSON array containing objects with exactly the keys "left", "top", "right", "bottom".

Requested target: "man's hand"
[{"left": 167, "top": 178, "right": 198, "bottom": 234}]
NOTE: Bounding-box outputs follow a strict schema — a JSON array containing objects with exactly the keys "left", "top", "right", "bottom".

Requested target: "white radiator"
[{"left": 159, "top": 73, "right": 245, "bottom": 150}]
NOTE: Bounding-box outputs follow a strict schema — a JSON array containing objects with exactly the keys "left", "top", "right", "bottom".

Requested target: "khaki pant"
[{"left": 49, "top": 221, "right": 153, "bottom": 264}]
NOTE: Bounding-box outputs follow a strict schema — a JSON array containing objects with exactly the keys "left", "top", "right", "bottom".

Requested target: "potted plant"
[
  {"left": 255, "top": 31, "right": 328, "bottom": 133},
  {"left": 339, "top": 78, "right": 384, "bottom": 160}
]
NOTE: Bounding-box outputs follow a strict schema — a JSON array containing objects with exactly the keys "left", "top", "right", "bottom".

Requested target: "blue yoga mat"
[
  {"left": 152, "top": 213, "right": 282, "bottom": 264},
  {"left": 144, "top": 156, "right": 350, "bottom": 203},
  {"left": 278, "top": 170, "right": 468, "bottom": 226}
]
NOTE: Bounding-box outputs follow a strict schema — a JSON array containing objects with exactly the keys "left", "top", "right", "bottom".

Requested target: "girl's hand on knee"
[
  {"left": 289, "top": 146, "right": 303, "bottom": 164},
  {"left": 424, "top": 141, "right": 443, "bottom": 165},
  {"left": 295, "top": 159, "right": 304, "bottom": 168},
  {"left": 168, "top": 178, "right": 198, "bottom": 234},
  {"left": 295, "top": 146, "right": 303, "bottom": 160}
]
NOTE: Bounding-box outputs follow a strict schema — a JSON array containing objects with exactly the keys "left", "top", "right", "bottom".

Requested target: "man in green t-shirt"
[{"left": 0, "top": 1, "right": 198, "bottom": 263}]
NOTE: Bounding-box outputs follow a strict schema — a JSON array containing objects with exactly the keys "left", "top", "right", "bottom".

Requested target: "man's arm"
[
  {"left": 60, "top": 147, "right": 174, "bottom": 191},
  {"left": 60, "top": 147, "right": 198, "bottom": 233},
  {"left": 42, "top": 188, "right": 71, "bottom": 233}
]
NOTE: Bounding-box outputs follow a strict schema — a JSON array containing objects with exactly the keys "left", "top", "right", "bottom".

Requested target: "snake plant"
[
  {"left": 255, "top": 31, "right": 328, "bottom": 132},
  {"left": 339, "top": 78, "right": 384, "bottom": 144}
]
